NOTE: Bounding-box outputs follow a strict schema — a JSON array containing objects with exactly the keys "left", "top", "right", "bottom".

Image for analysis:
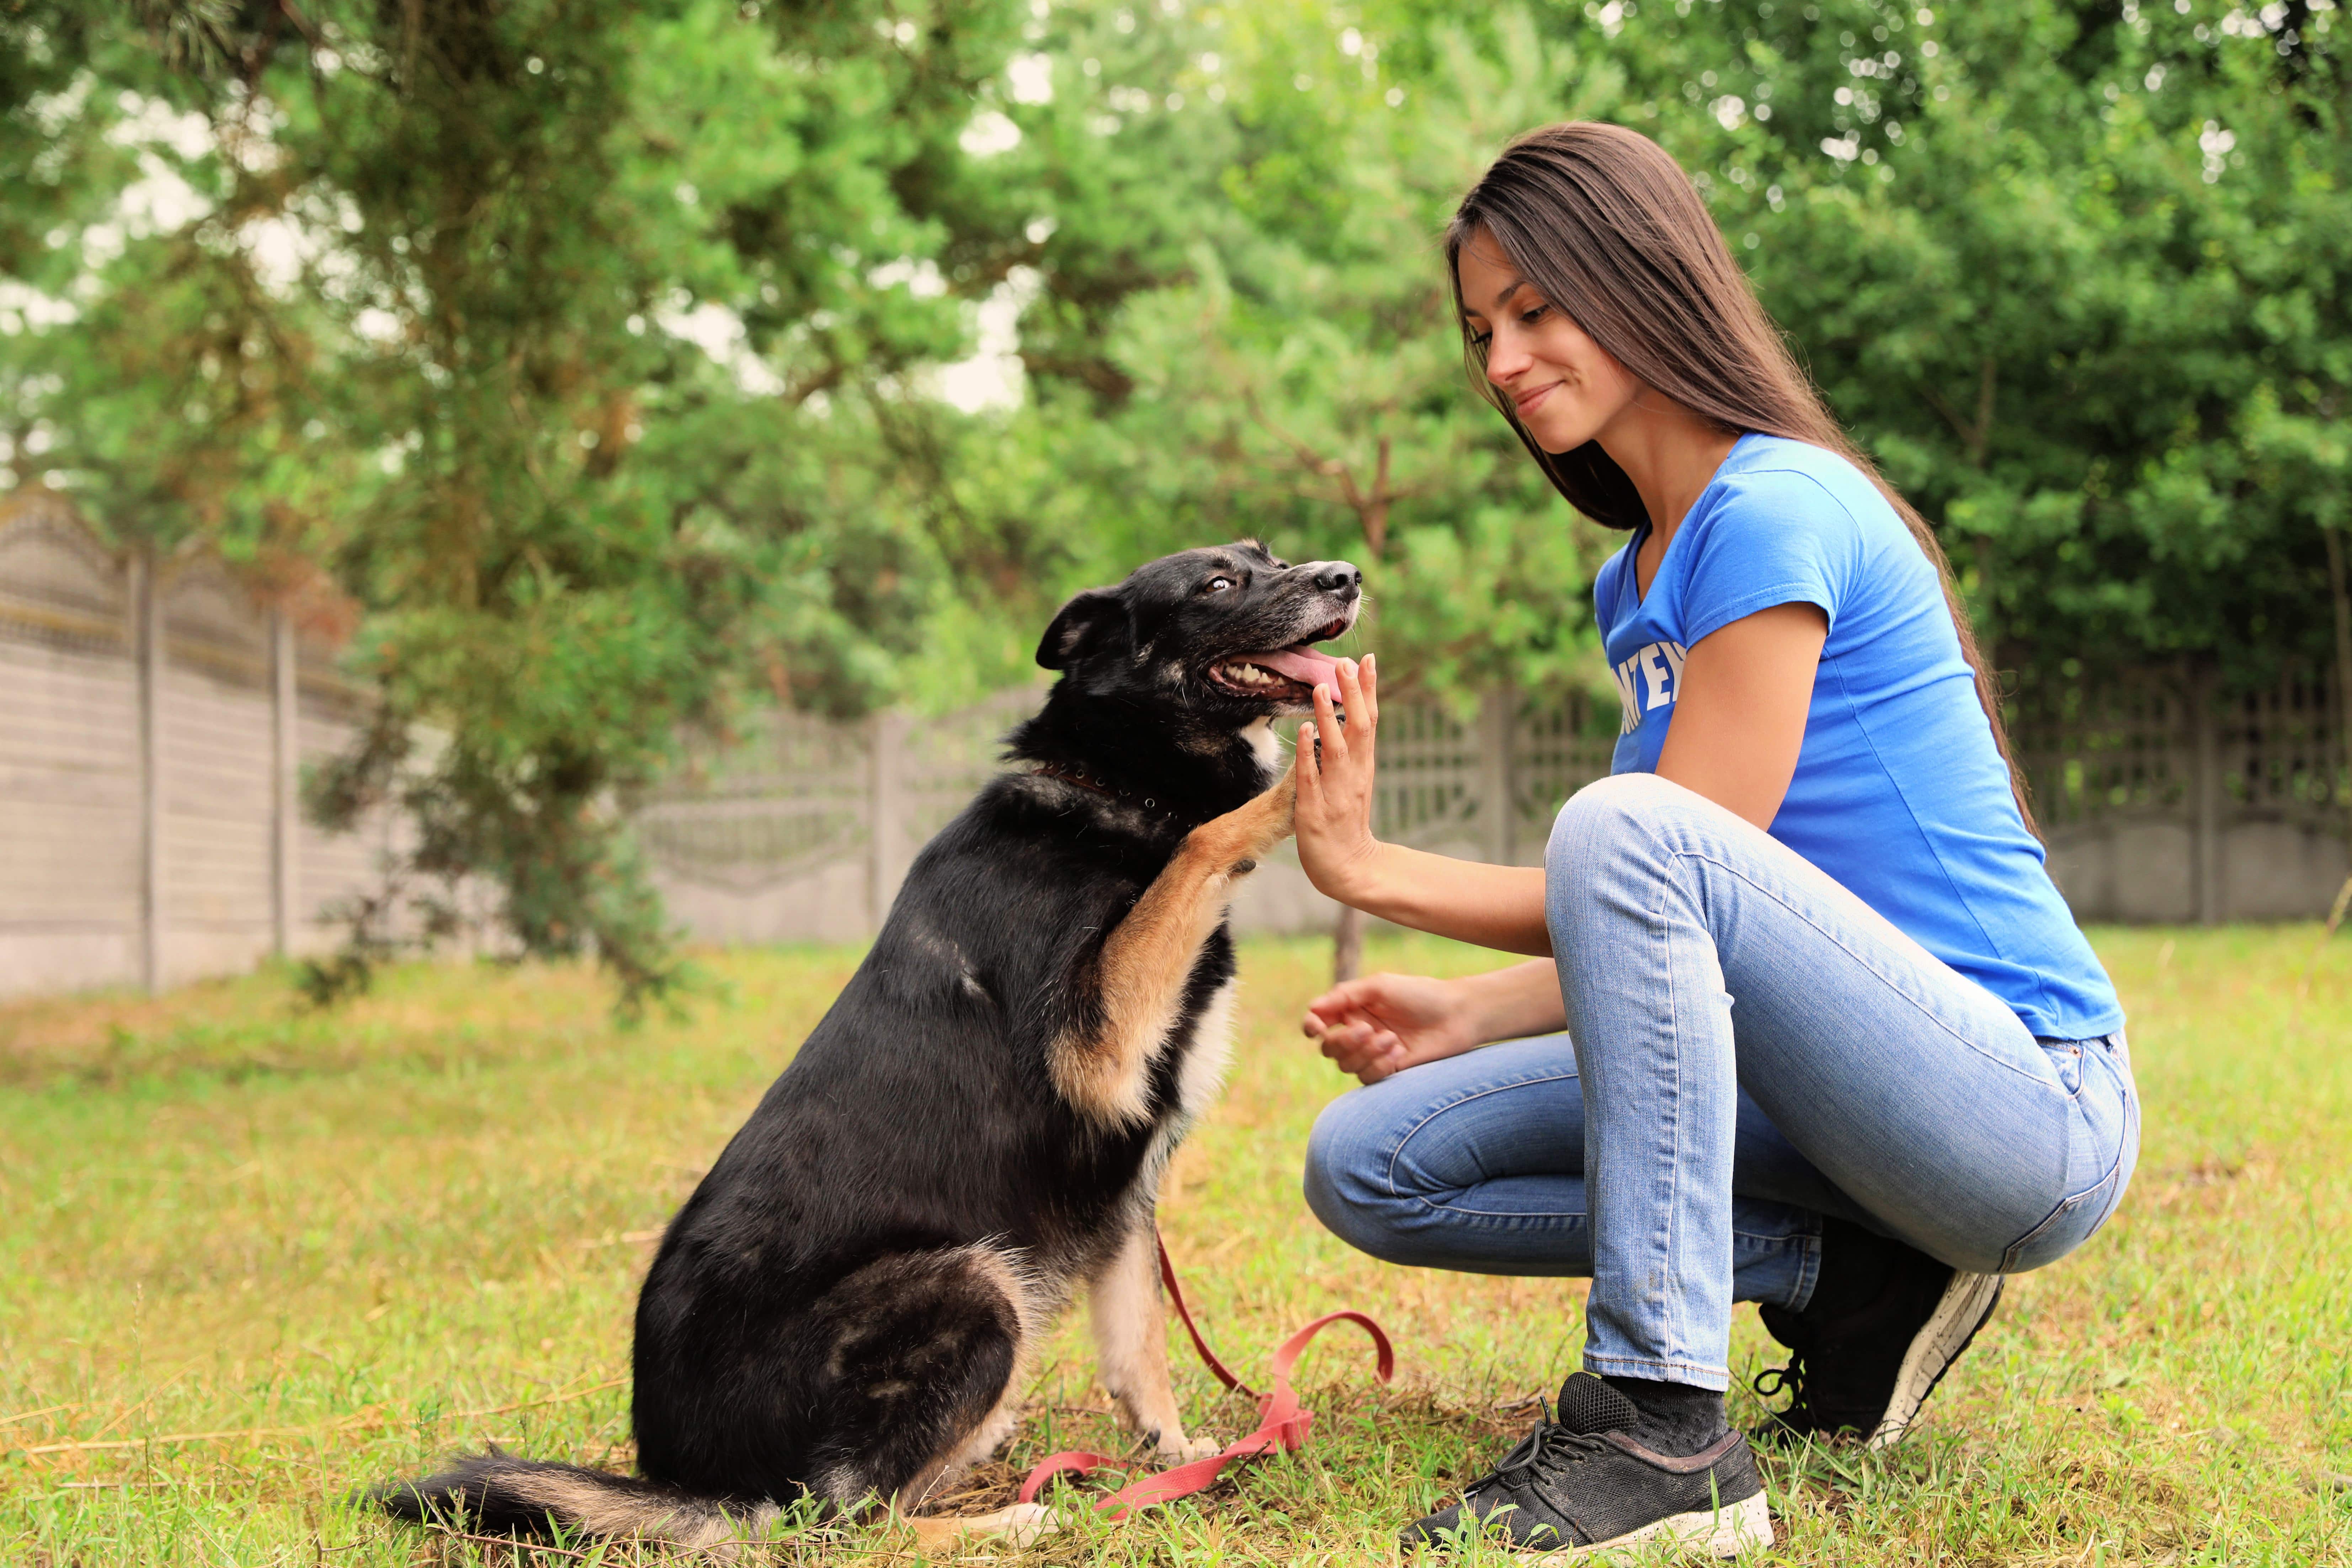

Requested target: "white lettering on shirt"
[{"left": 1613, "top": 641, "right": 1690, "bottom": 734}]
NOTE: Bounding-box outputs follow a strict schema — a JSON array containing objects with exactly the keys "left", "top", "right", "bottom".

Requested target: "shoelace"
[
  {"left": 1752, "top": 1358, "right": 1815, "bottom": 1423},
  {"left": 1467, "top": 1400, "right": 1611, "bottom": 1497}
]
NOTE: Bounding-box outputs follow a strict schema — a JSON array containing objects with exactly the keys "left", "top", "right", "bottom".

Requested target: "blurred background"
[{"left": 1, "top": 0, "right": 2345, "bottom": 1006}]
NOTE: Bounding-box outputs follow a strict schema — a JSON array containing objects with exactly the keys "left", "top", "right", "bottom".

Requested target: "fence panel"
[
  {"left": 0, "top": 494, "right": 378, "bottom": 998},
  {"left": 2013, "top": 665, "right": 2349, "bottom": 923}
]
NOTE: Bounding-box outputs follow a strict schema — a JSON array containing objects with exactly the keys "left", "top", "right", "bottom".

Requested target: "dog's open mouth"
[{"left": 1208, "top": 621, "right": 1352, "bottom": 703}]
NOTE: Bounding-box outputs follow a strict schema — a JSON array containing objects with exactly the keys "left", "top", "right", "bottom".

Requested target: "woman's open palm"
[{"left": 1292, "top": 655, "right": 1382, "bottom": 902}]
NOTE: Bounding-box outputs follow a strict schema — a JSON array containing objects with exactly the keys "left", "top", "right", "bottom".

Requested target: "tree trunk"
[
  {"left": 2324, "top": 524, "right": 2352, "bottom": 933},
  {"left": 1332, "top": 903, "right": 1364, "bottom": 984}
]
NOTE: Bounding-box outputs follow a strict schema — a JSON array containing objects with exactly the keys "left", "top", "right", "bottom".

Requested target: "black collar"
[{"left": 1028, "top": 761, "right": 1180, "bottom": 822}]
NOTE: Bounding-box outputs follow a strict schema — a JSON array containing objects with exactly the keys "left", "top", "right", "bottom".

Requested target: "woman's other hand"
[
  {"left": 1303, "top": 970, "right": 1480, "bottom": 1084},
  {"left": 1293, "top": 654, "right": 1382, "bottom": 903}
]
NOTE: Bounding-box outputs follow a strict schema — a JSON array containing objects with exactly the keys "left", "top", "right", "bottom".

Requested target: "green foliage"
[{"left": 3, "top": 0, "right": 2345, "bottom": 1002}]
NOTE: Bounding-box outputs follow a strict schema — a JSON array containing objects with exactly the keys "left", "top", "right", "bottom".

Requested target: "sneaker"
[
  {"left": 1755, "top": 1218, "right": 2003, "bottom": 1449},
  {"left": 1400, "top": 1373, "right": 1770, "bottom": 1560}
]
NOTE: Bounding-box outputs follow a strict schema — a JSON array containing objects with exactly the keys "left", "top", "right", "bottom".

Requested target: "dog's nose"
[{"left": 1310, "top": 561, "right": 1363, "bottom": 598}]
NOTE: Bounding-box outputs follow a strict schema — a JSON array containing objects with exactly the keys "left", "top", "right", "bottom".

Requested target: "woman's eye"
[
  {"left": 1520, "top": 304, "right": 1548, "bottom": 326},
  {"left": 1467, "top": 329, "right": 1494, "bottom": 349},
  {"left": 1206, "top": 576, "right": 1235, "bottom": 592}
]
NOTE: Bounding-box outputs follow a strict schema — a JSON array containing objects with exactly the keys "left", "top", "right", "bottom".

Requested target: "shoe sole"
[
  {"left": 1515, "top": 1489, "right": 1772, "bottom": 1561},
  {"left": 1866, "top": 1270, "right": 2003, "bottom": 1450}
]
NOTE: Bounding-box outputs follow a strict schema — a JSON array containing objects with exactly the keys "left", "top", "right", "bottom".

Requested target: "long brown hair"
[{"left": 1448, "top": 121, "right": 2034, "bottom": 831}]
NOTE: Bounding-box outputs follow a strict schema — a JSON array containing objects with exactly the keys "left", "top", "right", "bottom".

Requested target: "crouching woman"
[{"left": 1288, "top": 122, "right": 2138, "bottom": 1559}]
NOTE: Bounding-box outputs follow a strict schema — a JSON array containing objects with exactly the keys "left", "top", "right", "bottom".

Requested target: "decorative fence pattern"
[
  {"left": 2013, "top": 665, "right": 2347, "bottom": 923},
  {"left": 637, "top": 668, "right": 2348, "bottom": 942},
  {"left": 0, "top": 492, "right": 387, "bottom": 999},
  {"left": 634, "top": 687, "right": 1626, "bottom": 943}
]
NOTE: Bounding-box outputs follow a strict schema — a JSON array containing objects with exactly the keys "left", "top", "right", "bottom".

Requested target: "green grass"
[{"left": 2, "top": 928, "right": 2348, "bottom": 1565}]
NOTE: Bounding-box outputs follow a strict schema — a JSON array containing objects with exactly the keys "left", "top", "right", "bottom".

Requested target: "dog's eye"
[{"left": 1205, "top": 576, "right": 1235, "bottom": 593}]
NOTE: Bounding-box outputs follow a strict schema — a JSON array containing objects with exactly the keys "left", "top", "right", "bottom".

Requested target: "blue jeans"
[{"left": 1304, "top": 773, "right": 2139, "bottom": 1391}]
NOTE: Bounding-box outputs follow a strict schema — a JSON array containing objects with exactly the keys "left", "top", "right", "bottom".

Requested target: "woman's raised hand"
[{"left": 1293, "top": 653, "right": 1383, "bottom": 903}]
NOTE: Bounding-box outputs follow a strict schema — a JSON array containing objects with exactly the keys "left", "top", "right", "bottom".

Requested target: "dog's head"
[{"left": 1036, "top": 541, "right": 1363, "bottom": 719}]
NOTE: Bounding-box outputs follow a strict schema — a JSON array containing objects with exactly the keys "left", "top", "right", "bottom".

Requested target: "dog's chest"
[
  {"left": 1133, "top": 966, "right": 1240, "bottom": 1201},
  {"left": 1171, "top": 972, "right": 1240, "bottom": 1127}
]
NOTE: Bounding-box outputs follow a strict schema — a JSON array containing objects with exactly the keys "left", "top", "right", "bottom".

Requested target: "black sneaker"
[
  {"left": 1754, "top": 1218, "right": 2003, "bottom": 1449},
  {"left": 1401, "top": 1373, "right": 1770, "bottom": 1559}
]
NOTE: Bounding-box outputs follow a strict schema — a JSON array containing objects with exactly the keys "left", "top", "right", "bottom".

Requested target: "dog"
[{"left": 375, "top": 541, "right": 1363, "bottom": 1553}]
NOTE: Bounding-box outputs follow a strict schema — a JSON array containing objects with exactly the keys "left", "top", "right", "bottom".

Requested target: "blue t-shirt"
[{"left": 1592, "top": 434, "right": 2122, "bottom": 1041}]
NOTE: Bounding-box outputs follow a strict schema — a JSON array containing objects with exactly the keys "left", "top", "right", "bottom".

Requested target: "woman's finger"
[
  {"left": 1335, "top": 658, "right": 1366, "bottom": 742},
  {"left": 1304, "top": 977, "right": 1374, "bottom": 1019},
  {"left": 1361, "top": 652, "right": 1380, "bottom": 734},
  {"left": 1311, "top": 682, "right": 1350, "bottom": 765}
]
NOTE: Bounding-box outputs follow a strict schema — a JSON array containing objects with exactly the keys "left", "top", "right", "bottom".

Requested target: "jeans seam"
[
  {"left": 1655, "top": 847, "right": 1689, "bottom": 1370},
  {"left": 1659, "top": 845, "right": 2060, "bottom": 1093},
  {"left": 1382, "top": 1072, "right": 1584, "bottom": 1204},
  {"left": 1582, "top": 1350, "right": 1730, "bottom": 1386}
]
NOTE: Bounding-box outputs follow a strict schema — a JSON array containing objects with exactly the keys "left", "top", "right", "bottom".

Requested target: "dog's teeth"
[{"left": 1216, "top": 660, "right": 1290, "bottom": 690}]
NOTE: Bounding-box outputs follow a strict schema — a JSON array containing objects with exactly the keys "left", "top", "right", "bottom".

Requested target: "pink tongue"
[{"left": 1247, "top": 646, "right": 1345, "bottom": 699}]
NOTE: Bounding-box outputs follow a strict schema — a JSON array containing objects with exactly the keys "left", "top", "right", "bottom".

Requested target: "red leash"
[{"left": 1016, "top": 1234, "right": 1394, "bottom": 1518}]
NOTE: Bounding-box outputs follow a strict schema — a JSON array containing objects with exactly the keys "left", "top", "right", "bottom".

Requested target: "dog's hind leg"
[
  {"left": 797, "top": 1243, "right": 1043, "bottom": 1519},
  {"left": 1050, "top": 769, "right": 1296, "bottom": 1126},
  {"left": 1091, "top": 1220, "right": 1218, "bottom": 1461}
]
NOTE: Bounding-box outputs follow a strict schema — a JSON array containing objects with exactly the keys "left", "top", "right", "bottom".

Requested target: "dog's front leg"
[
  {"left": 1049, "top": 770, "right": 1296, "bottom": 1126},
  {"left": 1090, "top": 1221, "right": 1219, "bottom": 1462}
]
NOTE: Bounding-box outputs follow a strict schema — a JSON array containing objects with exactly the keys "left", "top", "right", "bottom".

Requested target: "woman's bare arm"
[
  {"left": 1291, "top": 657, "right": 1552, "bottom": 951},
  {"left": 1654, "top": 602, "right": 1826, "bottom": 828}
]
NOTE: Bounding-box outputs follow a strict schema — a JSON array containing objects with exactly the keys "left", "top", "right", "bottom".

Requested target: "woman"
[{"left": 1289, "top": 123, "right": 2137, "bottom": 1560}]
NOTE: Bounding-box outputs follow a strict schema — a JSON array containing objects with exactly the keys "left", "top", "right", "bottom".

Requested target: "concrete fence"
[
  {"left": 636, "top": 668, "right": 2351, "bottom": 942},
  {"left": 0, "top": 492, "right": 391, "bottom": 999},
  {"left": 5, "top": 494, "right": 2346, "bottom": 998}
]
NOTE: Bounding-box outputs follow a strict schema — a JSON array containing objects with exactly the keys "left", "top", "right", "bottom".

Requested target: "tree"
[{"left": 2, "top": 0, "right": 1030, "bottom": 1006}]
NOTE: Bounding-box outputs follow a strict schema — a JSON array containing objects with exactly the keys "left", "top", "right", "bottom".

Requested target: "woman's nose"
[{"left": 1484, "top": 330, "right": 1529, "bottom": 386}]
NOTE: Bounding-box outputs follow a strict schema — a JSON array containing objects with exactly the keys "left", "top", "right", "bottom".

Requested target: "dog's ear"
[{"left": 1037, "top": 587, "right": 1126, "bottom": 671}]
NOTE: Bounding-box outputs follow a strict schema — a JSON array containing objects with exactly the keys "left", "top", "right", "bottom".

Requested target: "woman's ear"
[{"left": 1036, "top": 587, "right": 1127, "bottom": 670}]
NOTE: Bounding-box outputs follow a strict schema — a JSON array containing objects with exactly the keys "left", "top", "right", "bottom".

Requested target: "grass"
[{"left": 2, "top": 927, "right": 2348, "bottom": 1566}]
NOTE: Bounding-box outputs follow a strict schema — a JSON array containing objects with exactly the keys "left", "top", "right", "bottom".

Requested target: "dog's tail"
[{"left": 373, "top": 1447, "right": 777, "bottom": 1553}]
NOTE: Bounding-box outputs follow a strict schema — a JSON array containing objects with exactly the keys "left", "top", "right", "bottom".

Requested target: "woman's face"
[{"left": 1456, "top": 230, "right": 1645, "bottom": 455}]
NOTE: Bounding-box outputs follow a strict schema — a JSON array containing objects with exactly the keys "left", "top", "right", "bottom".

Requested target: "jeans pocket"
[
  {"left": 2038, "top": 1037, "right": 2086, "bottom": 1098},
  {"left": 2000, "top": 1157, "right": 2122, "bottom": 1272}
]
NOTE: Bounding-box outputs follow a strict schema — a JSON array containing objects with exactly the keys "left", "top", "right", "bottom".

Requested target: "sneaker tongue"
[{"left": 1554, "top": 1372, "right": 1639, "bottom": 1436}]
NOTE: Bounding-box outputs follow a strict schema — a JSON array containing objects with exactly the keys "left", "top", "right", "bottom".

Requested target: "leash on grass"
[{"left": 1015, "top": 1233, "right": 1394, "bottom": 1518}]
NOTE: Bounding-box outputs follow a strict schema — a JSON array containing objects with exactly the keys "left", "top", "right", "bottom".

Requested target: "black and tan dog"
[{"left": 376, "top": 542, "right": 1362, "bottom": 1552}]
